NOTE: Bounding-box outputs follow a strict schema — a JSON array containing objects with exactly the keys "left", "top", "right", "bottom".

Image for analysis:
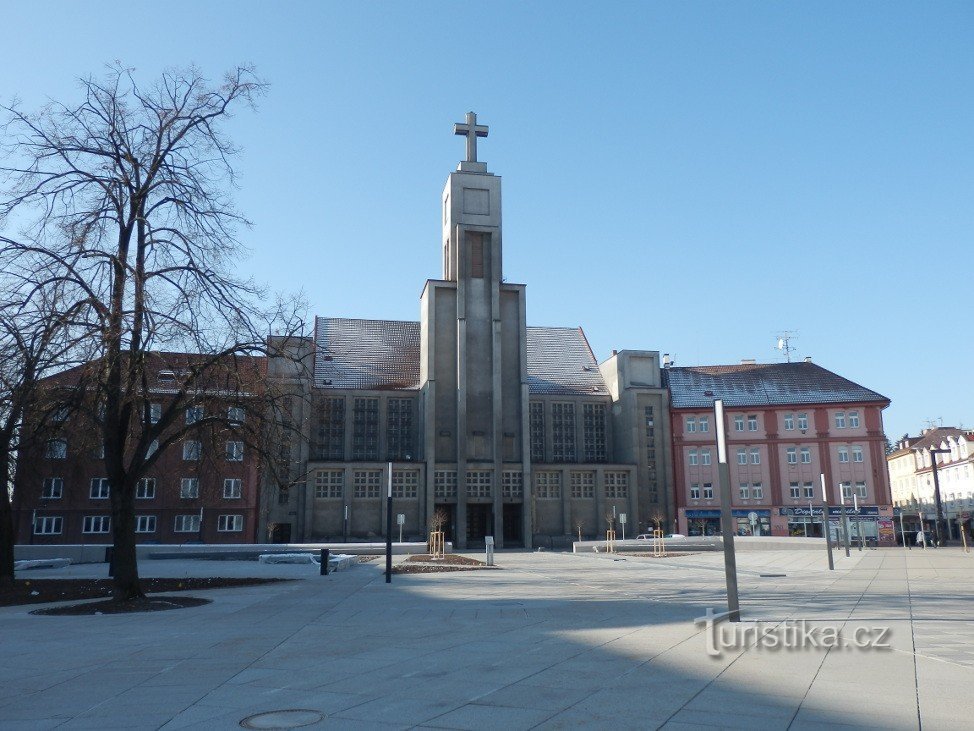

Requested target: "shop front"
[
  {"left": 683, "top": 509, "right": 772, "bottom": 537},
  {"left": 777, "top": 506, "right": 893, "bottom": 545}
]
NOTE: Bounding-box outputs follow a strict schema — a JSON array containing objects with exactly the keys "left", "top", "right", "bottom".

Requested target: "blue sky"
[{"left": 2, "top": 1, "right": 971, "bottom": 440}]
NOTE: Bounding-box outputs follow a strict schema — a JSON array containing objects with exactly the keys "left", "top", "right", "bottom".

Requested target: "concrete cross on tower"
[{"left": 453, "top": 111, "right": 488, "bottom": 163}]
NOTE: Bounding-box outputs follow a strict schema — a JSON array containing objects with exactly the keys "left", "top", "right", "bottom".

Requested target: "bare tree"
[{"left": 0, "top": 64, "right": 304, "bottom": 599}]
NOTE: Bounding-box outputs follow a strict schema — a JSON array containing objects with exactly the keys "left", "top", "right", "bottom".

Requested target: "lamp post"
[{"left": 928, "top": 448, "right": 950, "bottom": 546}]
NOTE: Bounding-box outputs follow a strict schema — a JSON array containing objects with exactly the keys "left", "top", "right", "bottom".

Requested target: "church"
[{"left": 263, "top": 113, "right": 672, "bottom": 549}]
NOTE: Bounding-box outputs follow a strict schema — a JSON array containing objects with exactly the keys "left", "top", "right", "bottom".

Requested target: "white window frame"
[
  {"left": 752, "top": 482, "right": 764, "bottom": 500},
  {"left": 226, "top": 441, "right": 244, "bottom": 462},
  {"left": 218, "top": 514, "right": 243, "bottom": 532},
  {"left": 690, "top": 484, "right": 700, "bottom": 500},
  {"left": 174, "top": 514, "right": 201, "bottom": 533},
  {"left": 685, "top": 417, "right": 697, "bottom": 433},
  {"left": 700, "top": 449, "right": 712, "bottom": 466},
  {"left": 797, "top": 413, "right": 808, "bottom": 431},
  {"left": 136, "top": 478, "right": 156, "bottom": 499},
  {"left": 852, "top": 447, "right": 864, "bottom": 463},
  {"left": 698, "top": 417, "right": 710, "bottom": 433},
  {"left": 786, "top": 447, "right": 797, "bottom": 465},
  {"left": 688, "top": 449, "right": 698, "bottom": 466},
  {"left": 89, "top": 477, "right": 110, "bottom": 499},
  {"left": 180, "top": 477, "right": 200, "bottom": 499},
  {"left": 42, "top": 477, "right": 63, "bottom": 499},
  {"left": 789, "top": 482, "right": 800, "bottom": 499},
  {"left": 34, "top": 516, "right": 63, "bottom": 535},
  {"left": 750, "top": 448, "right": 760, "bottom": 465},
  {"left": 855, "top": 482, "right": 867, "bottom": 499},
  {"left": 702, "top": 483, "right": 714, "bottom": 500},
  {"left": 747, "top": 415, "right": 758, "bottom": 432},
  {"left": 835, "top": 412, "right": 846, "bottom": 429},
  {"left": 82, "top": 515, "right": 111, "bottom": 534},
  {"left": 841, "top": 482, "right": 853, "bottom": 500},
  {"left": 135, "top": 515, "right": 157, "bottom": 533},
  {"left": 838, "top": 447, "right": 849, "bottom": 463},
  {"left": 783, "top": 414, "right": 794, "bottom": 431},
  {"left": 734, "top": 415, "right": 745, "bottom": 432},
  {"left": 848, "top": 411, "right": 860, "bottom": 428},
  {"left": 183, "top": 440, "right": 201, "bottom": 461},
  {"left": 223, "top": 478, "right": 242, "bottom": 499},
  {"left": 800, "top": 447, "right": 811, "bottom": 464},
  {"left": 739, "top": 483, "right": 750, "bottom": 500},
  {"left": 803, "top": 483, "right": 814, "bottom": 499}
]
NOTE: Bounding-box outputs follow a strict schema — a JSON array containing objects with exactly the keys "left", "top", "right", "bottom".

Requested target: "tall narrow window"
[
  {"left": 552, "top": 402, "right": 576, "bottom": 462},
  {"left": 469, "top": 232, "right": 484, "bottom": 278},
  {"left": 582, "top": 403, "right": 607, "bottom": 462},
  {"left": 530, "top": 402, "right": 545, "bottom": 462},
  {"left": 352, "top": 398, "right": 379, "bottom": 460},
  {"left": 314, "top": 397, "right": 345, "bottom": 460},
  {"left": 387, "top": 398, "right": 414, "bottom": 460}
]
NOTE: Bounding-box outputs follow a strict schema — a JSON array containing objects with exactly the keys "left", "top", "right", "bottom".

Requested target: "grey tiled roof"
[
  {"left": 313, "top": 317, "right": 608, "bottom": 395},
  {"left": 314, "top": 318, "right": 421, "bottom": 390},
  {"left": 526, "top": 327, "right": 608, "bottom": 396},
  {"left": 665, "top": 362, "right": 888, "bottom": 409}
]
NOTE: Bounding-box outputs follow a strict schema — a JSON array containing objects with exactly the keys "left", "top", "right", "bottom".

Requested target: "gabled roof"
[
  {"left": 313, "top": 317, "right": 608, "bottom": 396},
  {"left": 906, "top": 427, "right": 974, "bottom": 452},
  {"left": 665, "top": 361, "right": 888, "bottom": 409}
]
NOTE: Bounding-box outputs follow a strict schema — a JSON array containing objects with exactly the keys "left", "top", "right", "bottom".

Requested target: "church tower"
[{"left": 420, "top": 113, "right": 531, "bottom": 548}]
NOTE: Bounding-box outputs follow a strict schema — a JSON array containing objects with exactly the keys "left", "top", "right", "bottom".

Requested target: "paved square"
[{"left": 3, "top": 547, "right": 973, "bottom": 729}]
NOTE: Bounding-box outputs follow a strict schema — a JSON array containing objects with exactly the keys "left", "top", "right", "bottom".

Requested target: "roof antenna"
[{"left": 774, "top": 331, "right": 797, "bottom": 363}]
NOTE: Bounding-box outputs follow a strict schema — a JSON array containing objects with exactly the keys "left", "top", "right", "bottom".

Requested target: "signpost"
[
  {"left": 821, "top": 474, "right": 834, "bottom": 571},
  {"left": 385, "top": 463, "right": 393, "bottom": 584},
  {"left": 714, "top": 400, "right": 740, "bottom": 621},
  {"left": 620, "top": 513, "right": 627, "bottom": 541},
  {"left": 397, "top": 513, "right": 405, "bottom": 543}
]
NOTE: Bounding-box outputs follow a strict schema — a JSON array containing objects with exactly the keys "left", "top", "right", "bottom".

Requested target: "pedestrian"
[{"left": 915, "top": 529, "right": 925, "bottom": 547}]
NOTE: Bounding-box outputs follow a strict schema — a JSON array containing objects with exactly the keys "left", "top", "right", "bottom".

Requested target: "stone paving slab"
[{"left": 2, "top": 548, "right": 973, "bottom": 728}]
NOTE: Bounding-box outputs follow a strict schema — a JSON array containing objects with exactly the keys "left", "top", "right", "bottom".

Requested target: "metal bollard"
[{"left": 320, "top": 548, "right": 330, "bottom": 576}]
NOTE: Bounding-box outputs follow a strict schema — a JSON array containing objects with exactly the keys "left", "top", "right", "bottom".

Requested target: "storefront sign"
[
  {"left": 686, "top": 509, "right": 771, "bottom": 519},
  {"left": 779, "top": 506, "right": 880, "bottom": 517}
]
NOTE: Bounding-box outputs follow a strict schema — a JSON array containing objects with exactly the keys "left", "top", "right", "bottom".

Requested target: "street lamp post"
[{"left": 929, "top": 448, "right": 950, "bottom": 546}]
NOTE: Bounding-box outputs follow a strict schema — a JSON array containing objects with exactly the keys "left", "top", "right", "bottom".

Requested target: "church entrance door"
[
  {"left": 466, "top": 504, "right": 492, "bottom": 547},
  {"left": 503, "top": 504, "right": 523, "bottom": 546}
]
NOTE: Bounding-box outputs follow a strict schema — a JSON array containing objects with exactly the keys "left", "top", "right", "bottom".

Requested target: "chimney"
[
  {"left": 804, "top": 356, "right": 812, "bottom": 363},
  {"left": 741, "top": 358, "right": 756, "bottom": 365}
]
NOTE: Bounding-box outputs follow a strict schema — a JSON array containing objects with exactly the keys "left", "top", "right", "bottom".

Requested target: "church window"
[
  {"left": 466, "top": 470, "right": 492, "bottom": 498},
  {"left": 352, "top": 398, "right": 379, "bottom": 460},
  {"left": 314, "top": 397, "right": 345, "bottom": 460},
  {"left": 314, "top": 470, "right": 343, "bottom": 499},
  {"left": 392, "top": 470, "right": 419, "bottom": 499},
  {"left": 434, "top": 470, "right": 457, "bottom": 499},
  {"left": 353, "top": 470, "right": 382, "bottom": 499},
  {"left": 529, "top": 402, "right": 545, "bottom": 462},
  {"left": 552, "top": 403, "right": 576, "bottom": 462},
  {"left": 502, "top": 471, "right": 523, "bottom": 499},
  {"left": 387, "top": 398, "right": 414, "bottom": 461},
  {"left": 535, "top": 471, "right": 561, "bottom": 499},
  {"left": 583, "top": 403, "right": 607, "bottom": 462},
  {"left": 570, "top": 471, "right": 595, "bottom": 499},
  {"left": 604, "top": 471, "right": 628, "bottom": 498}
]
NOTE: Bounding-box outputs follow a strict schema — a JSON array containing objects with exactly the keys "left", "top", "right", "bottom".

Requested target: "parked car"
[{"left": 664, "top": 533, "right": 687, "bottom": 540}]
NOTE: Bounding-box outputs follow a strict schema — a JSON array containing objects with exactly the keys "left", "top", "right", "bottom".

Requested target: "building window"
[
  {"left": 736, "top": 449, "right": 747, "bottom": 466},
  {"left": 734, "top": 415, "right": 744, "bottom": 432},
  {"left": 185, "top": 406, "right": 203, "bottom": 425},
  {"left": 570, "top": 471, "right": 594, "bottom": 499},
  {"left": 838, "top": 447, "right": 849, "bottom": 463},
  {"left": 278, "top": 488, "right": 290, "bottom": 505},
  {"left": 535, "top": 471, "right": 561, "bottom": 499},
  {"left": 174, "top": 514, "right": 201, "bottom": 533},
  {"left": 180, "top": 478, "right": 200, "bottom": 499},
  {"left": 393, "top": 470, "right": 419, "bottom": 499},
  {"left": 314, "top": 470, "right": 343, "bottom": 499},
  {"left": 83, "top": 515, "right": 111, "bottom": 534},
  {"left": 42, "top": 477, "right": 63, "bottom": 499},
  {"left": 786, "top": 447, "right": 797, "bottom": 465},
  {"left": 529, "top": 402, "right": 545, "bottom": 462},
  {"left": 228, "top": 406, "right": 245, "bottom": 425},
  {"left": 45, "top": 439, "right": 67, "bottom": 460},
  {"left": 147, "top": 440, "right": 158, "bottom": 458},
  {"left": 583, "top": 403, "right": 607, "bottom": 462},
  {"left": 149, "top": 403, "right": 162, "bottom": 424},
  {"left": 223, "top": 441, "right": 242, "bottom": 462},
  {"left": 700, "top": 449, "right": 712, "bottom": 466},
  {"left": 387, "top": 398, "right": 414, "bottom": 461},
  {"left": 690, "top": 484, "right": 700, "bottom": 500},
  {"left": 800, "top": 447, "right": 811, "bottom": 464},
  {"left": 136, "top": 515, "right": 157, "bottom": 533},
  {"left": 34, "top": 516, "right": 62, "bottom": 535},
  {"left": 835, "top": 412, "right": 846, "bottom": 429},
  {"left": 689, "top": 449, "right": 698, "bottom": 466},
  {"left": 605, "top": 471, "right": 629, "bottom": 498},
  {"left": 852, "top": 446, "right": 864, "bottom": 463},
  {"left": 784, "top": 414, "right": 794, "bottom": 431},
  {"left": 89, "top": 478, "right": 110, "bottom": 499},
  {"left": 750, "top": 448, "right": 760, "bottom": 465},
  {"left": 136, "top": 478, "right": 156, "bottom": 499},
  {"left": 790, "top": 482, "right": 800, "bottom": 499},
  {"left": 702, "top": 483, "right": 713, "bottom": 499},
  {"left": 353, "top": 470, "right": 382, "bottom": 499},
  {"left": 218, "top": 514, "right": 244, "bottom": 532},
  {"left": 434, "top": 470, "right": 457, "bottom": 499},
  {"left": 797, "top": 413, "right": 808, "bottom": 431},
  {"left": 855, "top": 482, "right": 867, "bottom": 499},
  {"left": 739, "top": 483, "right": 750, "bottom": 500},
  {"left": 502, "top": 471, "right": 523, "bottom": 499},
  {"left": 747, "top": 415, "right": 758, "bottom": 432},
  {"left": 552, "top": 403, "right": 576, "bottom": 462},
  {"left": 467, "top": 470, "right": 493, "bottom": 498},
  {"left": 314, "top": 397, "right": 345, "bottom": 460},
  {"left": 803, "top": 482, "right": 814, "bottom": 499},
  {"left": 848, "top": 411, "right": 860, "bottom": 428},
  {"left": 686, "top": 417, "right": 697, "bottom": 433},
  {"left": 223, "top": 478, "right": 242, "bottom": 499},
  {"left": 183, "top": 440, "right": 201, "bottom": 461},
  {"left": 752, "top": 483, "right": 764, "bottom": 500},
  {"left": 352, "top": 398, "right": 380, "bottom": 461}
]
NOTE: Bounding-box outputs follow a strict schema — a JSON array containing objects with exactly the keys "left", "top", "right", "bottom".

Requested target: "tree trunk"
[
  {"left": 0, "top": 451, "right": 14, "bottom": 588},
  {"left": 110, "top": 482, "right": 143, "bottom": 600}
]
